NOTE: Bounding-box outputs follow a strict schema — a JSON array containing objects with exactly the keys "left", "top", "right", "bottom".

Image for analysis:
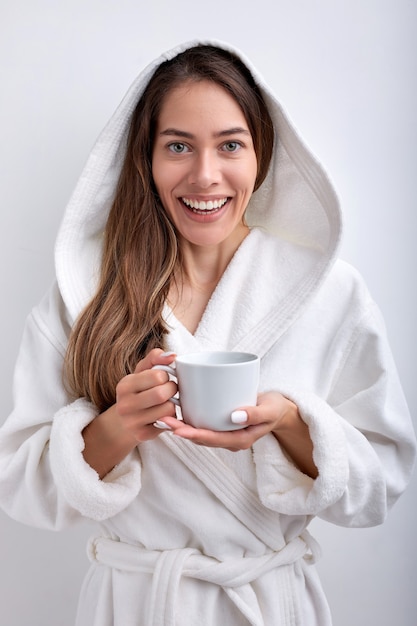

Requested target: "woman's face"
[{"left": 152, "top": 80, "right": 257, "bottom": 249}]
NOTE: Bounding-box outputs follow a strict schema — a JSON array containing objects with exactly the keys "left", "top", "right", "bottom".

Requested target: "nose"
[{"left": 188, "top": 150, "right": 221, "bottom": 188}]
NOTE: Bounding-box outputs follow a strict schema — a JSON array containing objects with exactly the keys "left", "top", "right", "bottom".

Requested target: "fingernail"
[
  {"left": 153, "top": 421, "right": 172, "bottom": 430},
  {"left": 161, "top": 351, "right": 176, "bottom": 357},
  {"left": 231, "top": 410, "right": 248, "bottom": 424}
]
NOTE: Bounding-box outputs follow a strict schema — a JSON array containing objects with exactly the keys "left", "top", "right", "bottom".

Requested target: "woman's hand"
[
  {"left": 158, "top": 391, "right": 318, "bottom": 479},
  {"left": 115, "top": 349, "right": 178, "bottom": 442},
  {"left": 82, "top": 349, "right": 177, "bottom": 478}
]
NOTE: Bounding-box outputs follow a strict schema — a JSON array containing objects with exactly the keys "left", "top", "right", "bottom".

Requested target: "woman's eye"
[
  {"left": 168, "top": 142, "right": 189, "bottom": 154},
  {"left": 223, "top": 141, "right": 241, "bottom": 153}
]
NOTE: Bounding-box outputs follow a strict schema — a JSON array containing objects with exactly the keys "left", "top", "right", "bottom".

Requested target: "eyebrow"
[{"left": 159, "top": 127, "right": 251, "bottom": 139}]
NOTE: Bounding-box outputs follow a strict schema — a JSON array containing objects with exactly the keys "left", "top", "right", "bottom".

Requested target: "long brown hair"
[{"left": 64, "top": 44, "right": 274, "bottom": 411}]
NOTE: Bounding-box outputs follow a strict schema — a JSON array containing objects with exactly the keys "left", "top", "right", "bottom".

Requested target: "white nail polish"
[
  {"left": 153, "top": 421, "right": 172, "bottom": 430},
  {"left": 231, "top": 410, "right": 248, "bottom": 424}
]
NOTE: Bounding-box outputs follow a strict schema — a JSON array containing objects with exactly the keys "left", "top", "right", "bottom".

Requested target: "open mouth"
[{"left": 181, "top": 197, "right": 229, "bottom": 215}]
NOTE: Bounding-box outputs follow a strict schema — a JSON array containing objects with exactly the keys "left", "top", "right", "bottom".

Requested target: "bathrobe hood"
[{"left": 55, "top": 39, "right": 342, "bottom": 326}]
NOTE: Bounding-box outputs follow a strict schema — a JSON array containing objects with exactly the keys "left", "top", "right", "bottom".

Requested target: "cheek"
[
  {"left": 237, "top": 161, "right": 258, "bottom": 194},
  {"left": 152, "top": 175, "right": 168, "bottom": 204},
  {"left": 152, "top": 161, "right": 178, "bottom": 197},
  {"left": 238, "top": 151, "right": 258, "bottom": 185}
]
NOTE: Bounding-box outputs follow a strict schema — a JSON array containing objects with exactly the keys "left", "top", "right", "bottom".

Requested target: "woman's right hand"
[
  {"left": 115, "top": 348, "right": 178, "bottom": 442},
  {"left": 82, "top": 349, "right": 177, "bottom": 478}
]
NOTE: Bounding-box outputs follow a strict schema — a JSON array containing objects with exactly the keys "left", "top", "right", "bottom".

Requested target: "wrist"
[
  {"left": 272, "top": 398, "right": 300, "bottom": 436},
  {"left": 82, "top": 405, "right": 138, "bottom": 478},
  {"left": 271, "top": 398, "right": 318, "bottom": 479}
]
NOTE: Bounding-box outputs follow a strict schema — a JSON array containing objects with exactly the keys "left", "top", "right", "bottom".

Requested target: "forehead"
[{"left": 156, "top": 80, "right": 248, "bottom": 129}]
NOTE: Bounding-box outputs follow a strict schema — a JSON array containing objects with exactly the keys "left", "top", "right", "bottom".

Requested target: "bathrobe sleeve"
[
  {"left": 0, "top": 283, "right": 142, "bottom": 528},
  {"left": 253, "top": 282, "right": 416, "bottom": 528},
  {"left": 315, "top": 302, "right": 416, "bottom": 526}
]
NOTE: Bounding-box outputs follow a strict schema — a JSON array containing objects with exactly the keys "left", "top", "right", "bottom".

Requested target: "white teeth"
[{"left": 182, "top": 198, "right": 228, "bottom": 211}]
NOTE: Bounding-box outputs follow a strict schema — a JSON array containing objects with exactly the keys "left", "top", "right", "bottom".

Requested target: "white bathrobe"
[{"left": 0, "top": 40, "right": 415, "bottom": 625}]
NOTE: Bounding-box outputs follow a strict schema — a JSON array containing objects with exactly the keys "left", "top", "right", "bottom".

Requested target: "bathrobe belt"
[{"left": 88, "top": 533, "right": 317, "bottom": 626}]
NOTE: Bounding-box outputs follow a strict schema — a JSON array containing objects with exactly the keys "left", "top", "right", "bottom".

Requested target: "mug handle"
[{"left": 152, "top": 364, "right": 180, "bottom": 406}]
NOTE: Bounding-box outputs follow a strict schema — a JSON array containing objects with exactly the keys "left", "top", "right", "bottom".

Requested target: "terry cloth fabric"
[{"left": 0, "top": 39, "right": 415, "bottom": 626}]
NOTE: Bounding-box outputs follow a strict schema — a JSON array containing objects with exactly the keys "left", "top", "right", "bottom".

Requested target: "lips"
[{"left": 181, "top": 197, "right": 228, "bottom": 214}]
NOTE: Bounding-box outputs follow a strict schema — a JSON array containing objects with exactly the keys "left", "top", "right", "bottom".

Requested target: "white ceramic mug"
[{"left": 154, "top": 351, "right": 260, "bottom": 431}]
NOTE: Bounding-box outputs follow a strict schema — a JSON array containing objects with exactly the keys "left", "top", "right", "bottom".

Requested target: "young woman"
[{"left": 0, "top": 41, "right": 415, "bottom": 625}]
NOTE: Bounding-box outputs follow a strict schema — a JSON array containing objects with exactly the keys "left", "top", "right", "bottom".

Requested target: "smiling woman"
[
  {"left": 0, "top": 41, "right": 415, "bottom": 626},
  {"left": 152, "top": 80, "right": 258, "bottom": 251},
  {"left": 63, "top": 45, "right": 275, "bottom": 412}
]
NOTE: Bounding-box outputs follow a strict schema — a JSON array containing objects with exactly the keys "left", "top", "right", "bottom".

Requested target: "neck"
[
  {"left": 167, "top": 225, "right": 250, "bottom": 333},
  {"left": 179, "top": 224, "right": 250, "bottom": 289}
]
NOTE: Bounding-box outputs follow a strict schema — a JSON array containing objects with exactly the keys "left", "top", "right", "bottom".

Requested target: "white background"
[{"left": 0, "top": 1, "right": 416, "bottom": 624}]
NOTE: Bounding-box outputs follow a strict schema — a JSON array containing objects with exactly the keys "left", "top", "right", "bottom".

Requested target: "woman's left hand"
[
  {"left": 156, "top": 391, "right": 288, "bottom": 449},
  {"left": 157, "top": 391, "right": 318, "bottom": 478}
]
